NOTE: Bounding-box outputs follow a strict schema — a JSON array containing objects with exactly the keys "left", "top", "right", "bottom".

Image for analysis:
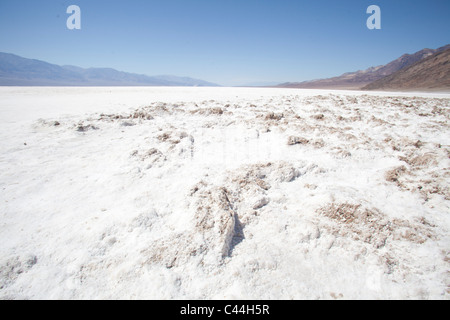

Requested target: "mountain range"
[
  {"left": 0, "top": 52, "right": 219, "bottom": 87},
  {"left": 362, "top": 47, "right": 450, "bottom": 91},
  {"left": 277, "top": 44, "right": 450, "bottom": 91},
  {"left": 1, "top": 45, "right": 449, "bottom": 90}
]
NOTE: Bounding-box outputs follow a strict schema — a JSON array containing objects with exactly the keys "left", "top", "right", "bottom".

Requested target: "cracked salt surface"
[{"left": 0, "top": 87, "right": 449, "bottom": 299}]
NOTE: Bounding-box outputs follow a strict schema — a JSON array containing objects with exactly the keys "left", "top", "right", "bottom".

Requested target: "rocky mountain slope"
[
  {"left": 362, "top": 47, "right": 450, "bottom": 91},
  {"left": 278, "top": 45, "right": 450, "bottom": 90}
]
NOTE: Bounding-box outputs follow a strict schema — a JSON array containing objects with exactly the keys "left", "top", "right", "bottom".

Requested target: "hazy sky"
[{"left": 0, "top": 0, "right": 449, "bottom": 86}]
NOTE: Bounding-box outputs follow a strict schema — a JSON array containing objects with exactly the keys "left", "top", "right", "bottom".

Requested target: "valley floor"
[{"left": 0, "top": 87, "right": 449, "bottom": 299}]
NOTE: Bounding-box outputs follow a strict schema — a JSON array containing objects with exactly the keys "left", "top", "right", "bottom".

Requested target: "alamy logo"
[
  {"left": 65, "top": 5, "right": 380, "bottom": 31},
  {"left": 367, "top": 5, "right": 381, "bottom": 30},
  {"left": 66, "top": 5, "right": 81, "bottom": 30}
]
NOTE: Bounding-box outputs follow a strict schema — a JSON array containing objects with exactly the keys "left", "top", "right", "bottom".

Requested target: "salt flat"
[{"left": 0, "top": 87, "right": 449, "bottom": 299}]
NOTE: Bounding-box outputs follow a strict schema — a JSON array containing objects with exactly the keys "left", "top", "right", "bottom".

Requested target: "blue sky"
[{"left": 0, "top": 0, "right": 449, "bottom": 86}]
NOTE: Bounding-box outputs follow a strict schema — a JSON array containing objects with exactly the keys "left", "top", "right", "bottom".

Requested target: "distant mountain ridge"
[
  {"left": 277, "top": 44, "right": 450, "bottom": 90},
  {"left": 0, "top": 52, "right": 219, "bottom": 87}
]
